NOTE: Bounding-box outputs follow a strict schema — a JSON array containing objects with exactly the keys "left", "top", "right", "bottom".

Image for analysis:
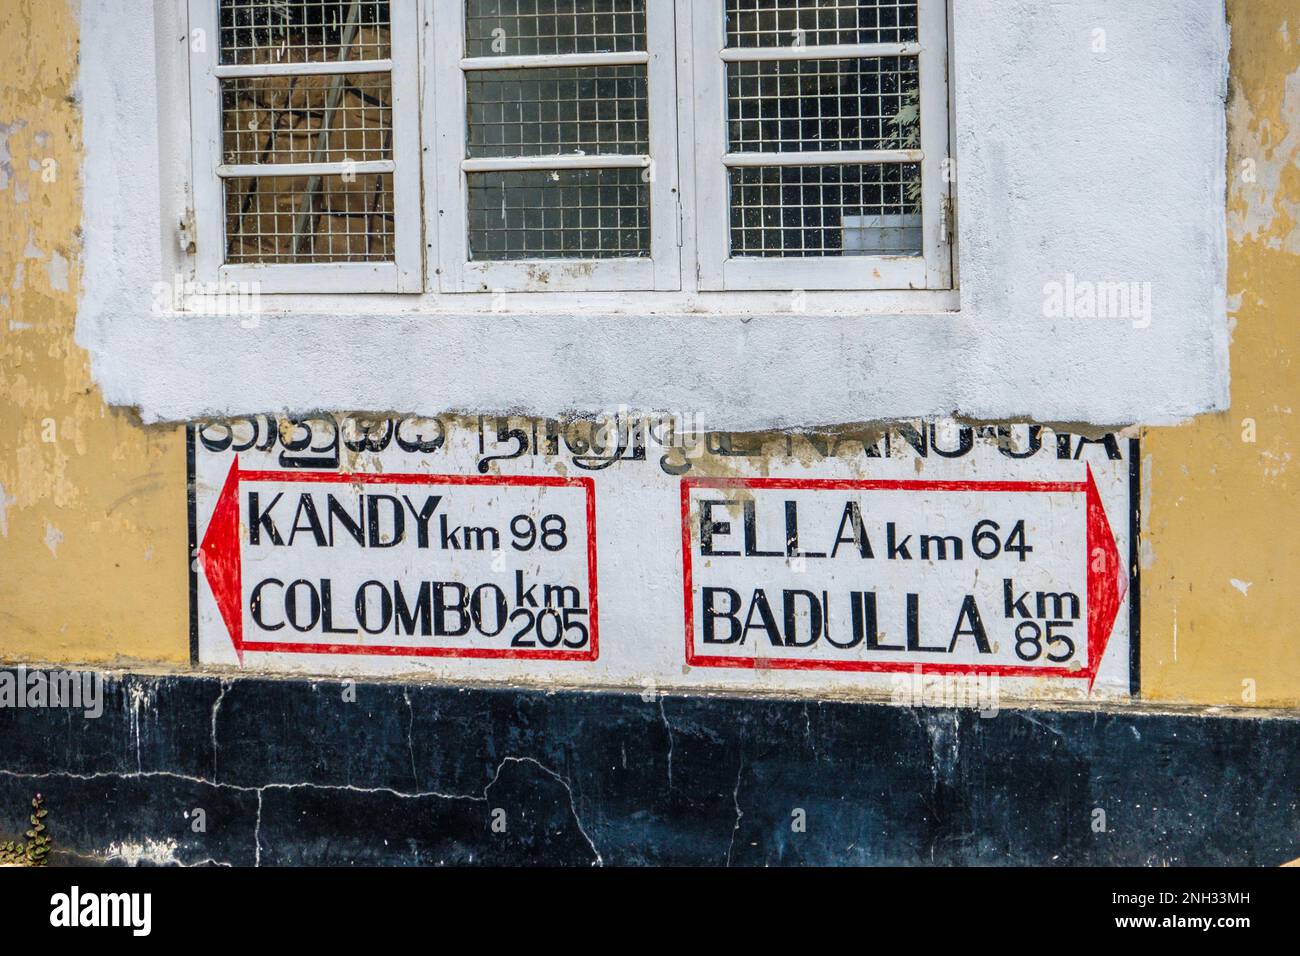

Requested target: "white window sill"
[{"left": 164, "top": 288, "right": 963, "bottom": 319}]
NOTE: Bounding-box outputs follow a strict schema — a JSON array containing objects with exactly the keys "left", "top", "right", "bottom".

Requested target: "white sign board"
[{"left": 190, "top": 417, "right": 1136, "bottom": 701}]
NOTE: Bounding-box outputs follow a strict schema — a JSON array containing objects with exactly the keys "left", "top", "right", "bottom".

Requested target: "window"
[
  {"left": 187, "top": 0, "right": 423, "bottom": 292},
  {"left": 692, "top": 0, "right": 951, "bottom": 290},
  {"left": 186, "top": 0, "right": 952, "bottom": 297},
  {"left": 431, "top": 0, "right": 682, "bottom": 292}
]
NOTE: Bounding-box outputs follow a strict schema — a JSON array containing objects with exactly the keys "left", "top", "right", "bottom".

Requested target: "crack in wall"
[
  {"left": 485, "top": 756, "right": 603, "bottom": 866},
  {"left": 403, "top": 688, "right": 418, "bottom": 790},
  {"left": 0, "top": 751, "right": 603, "bottom": 866},
  {"left": 210, "top": 679, "right": 227, "bottom": 781},
  {"left": 658, "top": 697, "right": 674, "bottom": 792},
  {"left": 725, "top": 756, "right": 745, "bottom": 867}
]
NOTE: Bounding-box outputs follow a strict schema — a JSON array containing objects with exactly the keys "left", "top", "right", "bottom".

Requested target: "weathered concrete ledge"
[{"left": 0, "top": 670, "right": 1295, "bottom": 866}]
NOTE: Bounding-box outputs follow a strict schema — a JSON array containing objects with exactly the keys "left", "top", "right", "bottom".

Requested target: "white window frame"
[
  {"left": 184, "top": 0, "right": 953, "bottom": 301},
  {"left": 688, "top": 0, "right": 952, "bottom": 291},
  {"left": 428, "top": 1, "right": 682, "bottom": 294},
  {"left": 186, "top": 0, "right": 424, "bottom": 293}
]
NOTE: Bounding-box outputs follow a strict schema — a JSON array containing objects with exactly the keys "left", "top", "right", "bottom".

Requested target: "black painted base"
[{"left": 0, "top": 669, "right": 1295, "bottom": 865}]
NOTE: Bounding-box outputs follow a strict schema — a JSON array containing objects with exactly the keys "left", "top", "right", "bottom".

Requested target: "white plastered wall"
[{"left": 76, "top": 0, "right": 1230, "bottom": 429}]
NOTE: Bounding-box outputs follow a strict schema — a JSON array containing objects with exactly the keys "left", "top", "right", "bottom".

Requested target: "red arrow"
[
  {"left": 1085, "top": 464, "right": 1126, "bottom": 690},
  {"left": 199, "top": 457, "right": 245, "bottom": 663},
  {"left": 196, "top": 458, "right": 599, "bottom": 663}
]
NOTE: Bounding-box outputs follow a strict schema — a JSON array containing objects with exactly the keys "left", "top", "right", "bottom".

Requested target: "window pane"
[
  {"left": 467, "top": 168, "right": 650, "bottom": 260},
  {"left": 220, "top": 0, "right": 391, "bottom": 66},
  {"left": 222, "top": 73, "right": 393, "bottom": 165},
  {"left": 729, "top": 163, "right": 921, "bottom": 257},
  {"left": 467, "top": 66, "right": 649, "bottom": 158},
  {"left": 728, "top": 56, "right": 918, "bottom": 153},
  {"left": 725, "top": 0, "right": 919, "bottom": 48},
  {"left": 465, "top": 0, "right": 646, "bottom": 57},
  {"left": 225, "top": 174, "right": 394, "bottom": 263}
]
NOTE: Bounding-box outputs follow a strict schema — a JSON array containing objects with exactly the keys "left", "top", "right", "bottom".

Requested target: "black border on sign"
[
  {"left": 184, "top": 425, "right": 1146, "bottom": 697},
  {"left": 1128, "top": 435, "right": 1141, "bottom": 698},
  {"left": 186, "top": 424, "right": 199, "bottom": 665}
]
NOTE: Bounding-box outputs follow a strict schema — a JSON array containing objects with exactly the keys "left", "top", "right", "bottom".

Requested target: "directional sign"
[
  {"left": 198, "top": 459, "right": 598, "bottom": 663},
  {"left": 190, "top": 417, "right": 1138, "bottom": 701},
  {"left": 680, "top": 469, "right": 1124, "bottom": 684}
]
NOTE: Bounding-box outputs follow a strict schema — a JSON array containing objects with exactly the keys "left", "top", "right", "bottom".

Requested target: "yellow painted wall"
[
  {"left": 0, "top": 0, "right": 1295, "bottom": 704},
  {"left": 0, "top": 0, "right": 188, "bottom": 666},
  {"left": 1141, "top": 0, "right": 1300, "bottom": 708}
]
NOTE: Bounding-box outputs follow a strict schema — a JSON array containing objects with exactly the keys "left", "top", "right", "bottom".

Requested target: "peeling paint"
[
  {"left": 1227, "top": 39, "right": 1300, "bottom": 252},
  {"left": 1143, "top": 0, "right": 1300, "bottom": 707},
  {"left": 42, "top": 520, "right": 62, "bottom": 557},
  {"left": 0, "top": 483, "right": 13, "bottom": 537},
  {"left": 0, "top": 119, "right": 23, "bottom": 192},
  {"left": 100, "top": 838, "right": 182, "bottom": 867},
  {"left": 0, "top": 0, "right": 188, "bottom": 666},
  {"left": 45, "top": 249, "right": 67, "bottom": 292}
]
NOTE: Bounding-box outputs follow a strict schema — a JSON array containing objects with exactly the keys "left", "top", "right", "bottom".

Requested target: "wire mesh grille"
[
  {"left": 220, "top": 0, "right": 392, "bottom": 65},
  {"left": 725, "top": 0, "right": 919, "bottom": 48},
  {"left": 729, "top": 163, "right": 921, "bottom": 256},
  {"left": 465, "top": 0, "right": 646, "bottom": 57},
  {"left": 467, "top": 66, "right": 649, "bottom": 158},
  {"left": 222, "top": 73, "right": 393, "bottom": 164},
  {"left": 467, "top": 168, "right": 650, "bottom": 260},
  {"left": 225, "top": 173, "right": 394, "bottom": 263},
  {"left": 727, "top": 56, "right": 918, "bottom": 153}
]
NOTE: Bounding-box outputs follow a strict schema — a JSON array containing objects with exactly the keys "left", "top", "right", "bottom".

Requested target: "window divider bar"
[
  {"left": 722, "top": 150, "right": 922, "bottom": 168},
  {"left": 460, "top": 51, "right": 650, "bottom": 72},
  {"left": 461, "top": 154, "right": 651, "bottom": 173},
  {"left": 213, "top": 60, "right": 393, "bottom": 79},
  {"left": 719, "top": 42, "right": 919, "bottom": 63},
  {"left": 216, "top": 160, "right": 396, "bottom": 178}
]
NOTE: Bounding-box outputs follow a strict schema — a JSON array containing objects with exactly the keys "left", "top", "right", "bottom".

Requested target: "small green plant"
[{"left": 0, "top": 794, "right": 51, "bottom": 867}]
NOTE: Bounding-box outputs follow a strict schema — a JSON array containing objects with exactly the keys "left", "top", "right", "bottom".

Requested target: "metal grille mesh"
[
  {"left": 727, "top": 56, "right": 918, "bottom": 153},
  {"left": 225, "top": 173, "right": 394, "bottom": 263},
  {"left": 467, "top": 66, "right": 649, "bottom": 158},
  {"left": 467, "top": 168, "right": 650, "bottom": 260},
  {"left": 222, "top": 73, "right": 393, "bottom": 164},
  {"left": 728, "top": 163, "right": 921, "bottom": 257},
  {"left": 725, "top": 0, "right": 919, "bottom": 48},
  {"left": 219, "top": 0, "right": 392, "bottom": 65},
  {"left": 465, "top": 0, "right": 646, "bottom": 57}
]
